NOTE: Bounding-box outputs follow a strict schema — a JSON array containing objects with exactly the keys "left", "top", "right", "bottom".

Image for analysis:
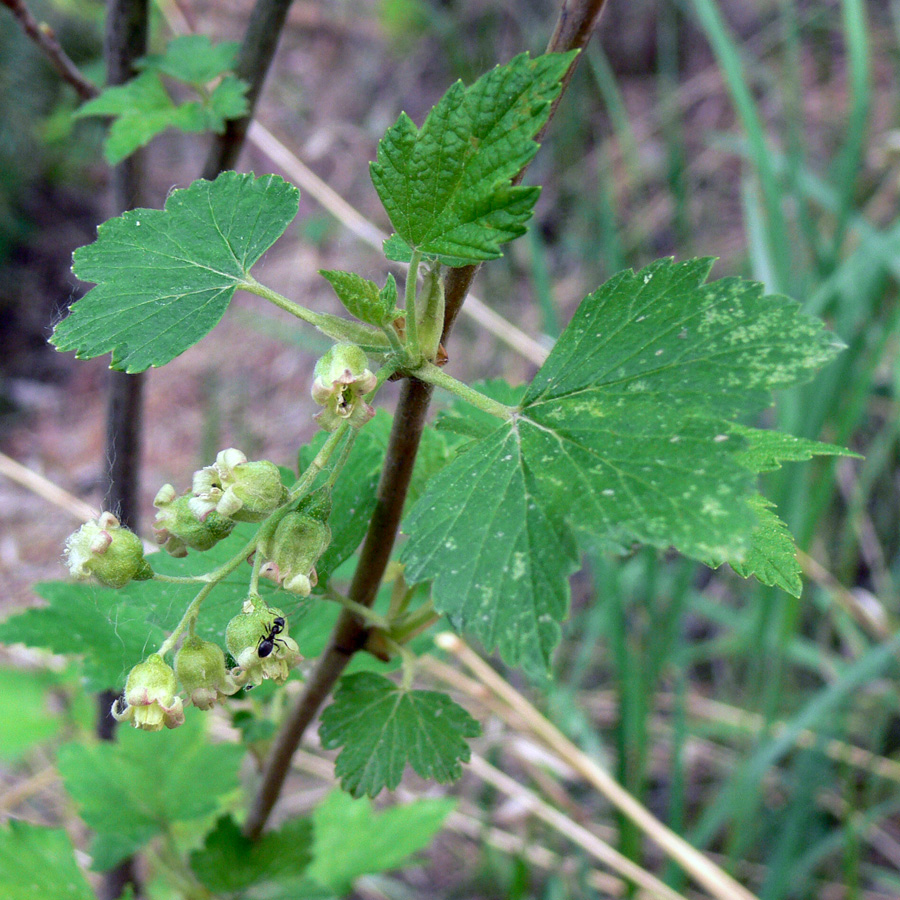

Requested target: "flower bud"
[
  {"left": 259, "top": 509, "right": 331, "bottom": 597},
  {"left": 415, "top": 261, "right": 445, "bottom": 361},
  {"left": 152, "top": 484, "right": 235, "bottom": 557},
  {"left": 112, "top": 653, "right": 184, "bottom": 731},
  {"left": 311, "top": 343, "right": 377, "bottom": 432},
  {"left": 64, "top": 512, "right": 152, "bottom": 588},
  {"left": 174, "top": 637, "right": 239, "bottom": 710},
  {"left": 226, "top": 600, "right": 301, "bottom": 687},
  {"left": 189, "top": 449, "right": 287, "bottom": 523}
]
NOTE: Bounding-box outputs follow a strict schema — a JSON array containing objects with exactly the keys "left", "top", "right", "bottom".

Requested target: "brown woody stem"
[
  {"left": 0, "top": 0, "right": 99, "bottom": 99},
  {"left": 243, "top": 0, "right": 611, "bottom": 840}
]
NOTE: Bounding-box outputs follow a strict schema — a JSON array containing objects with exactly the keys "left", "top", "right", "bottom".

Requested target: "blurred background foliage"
[{"left": 2, "top": 0, "right": 900, "bottom": 898}]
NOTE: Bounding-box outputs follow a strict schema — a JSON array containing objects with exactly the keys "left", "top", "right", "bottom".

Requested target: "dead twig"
[{"left": 0, "top": 0, "right": 98, "bottom": 99}]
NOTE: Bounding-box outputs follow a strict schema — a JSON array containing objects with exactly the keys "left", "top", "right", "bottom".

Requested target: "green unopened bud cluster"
[
  {"left": 190, "top": 448, "right": 287, "bottom": 523},
  {"left": 151, "top": 448, "right": 287, "bottom": 558}
]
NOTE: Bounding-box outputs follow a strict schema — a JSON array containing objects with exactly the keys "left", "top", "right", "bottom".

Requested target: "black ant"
[{"left": 257, "top": 616, "right": 286, "bottom": 658}]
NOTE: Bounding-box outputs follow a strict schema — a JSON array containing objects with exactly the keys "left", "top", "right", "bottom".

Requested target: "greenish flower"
[
  {"left": 189, "top": 449, "right": 287, "bottom": 522},
  {"left": 112, "top": 654, "right": 184, "bottom": 731},
  {"left": 311, "top": 343, "right": 377, "bottom": 432},
  {"left": 64, "top": 512, "right": 152, "bottom": 588}
]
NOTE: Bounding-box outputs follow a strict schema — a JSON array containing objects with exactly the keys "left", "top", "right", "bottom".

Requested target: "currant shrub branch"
[{"left": 60, "top": 251, "right": 508, "bottom": 732}]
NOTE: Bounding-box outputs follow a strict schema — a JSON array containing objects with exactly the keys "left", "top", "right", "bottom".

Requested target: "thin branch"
[
  {"left": 96, "top": 4, "right": 149, "bottom": 898},
  {"left": 201, "top": 0, "right": 295, "bottom": 178},
  {"left": 243, "top": 0, "right": 611, "bottom": 841},
  {"left": 0, "top": 0, "right": 99, "bottom": 99},
  {"left": 244, "top": 377, "right": 433, "bottom": 838}
]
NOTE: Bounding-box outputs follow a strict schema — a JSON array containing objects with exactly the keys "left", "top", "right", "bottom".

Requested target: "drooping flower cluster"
[
  {"left": 111, "top": 598, "right": 302, "bottom": 731},
  {"left": 65, "top": 440, "right": 337, "bottom": 733}
]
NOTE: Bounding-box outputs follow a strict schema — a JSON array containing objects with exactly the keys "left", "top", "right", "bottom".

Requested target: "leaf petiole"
[
  {"left": 324, "top": 587, "right": 389, "bottom": 630},
  {"left": 392, "top": 600, "right": 441, "bottom": 644},
  {"left": 382, "top": 635, "right": 418, "bottom": 690},
  {"left": 413, "top": 362, "right": 515, "bottom": 420},
  {"left": 239, "top": 275, "right": 389, "bottom": 352}
]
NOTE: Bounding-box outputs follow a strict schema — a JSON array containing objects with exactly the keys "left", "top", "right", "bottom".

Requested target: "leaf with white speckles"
[
  {"left": 716, "top": 495, "right": 804, "bottom": 597},
  {"left": 402, "top": 258, "right": 844, "bottom": 671},
  {"left": 51, "top": 172, "right": 299, "bottom": 372},
  {"left": 703, "top": 425, "right": 858, "bottom": 596}
]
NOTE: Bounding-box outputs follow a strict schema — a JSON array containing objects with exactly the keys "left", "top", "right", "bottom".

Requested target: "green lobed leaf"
[
  {"left": 0, "top": 582, "right": 166, "bottom": 692},
  {"left": 307, "top": 789, "right": 455, "bottom": 892},
  {"left": 319, "top": 672, "right": 480, "bottom": 797},
  {"left": 0, "top": 821, "right": 96, "bottom": 900},
  {"left": 74, "top": 71, "right": 182, "bottom": 164},
  {"left": 52, "top": 172, "right": 299, "bottom": 372},
  {"left": 207, "top": 75, "right": 250, "bottom": 122},
  {"left": 730, "top": 423, "right": 857, "bottom": 472},
  {"left": 727, "top": 495, "right": 803, "bottom": 597},
  {"left": 74, "top": 40, "right": 248, "bottom": 165},
  {"left": 703, "top": 426, "right": 856, "bottom": 596},
  {"left": 402, "top": 258, "right": 844, "bottom": 670},
  {"left": 73, "top": 70, "right": 170, "bottom": 118},
  {"left": 138, "top": 35, "right": 240, "bottom": 85},
  {"left": 370, "top": 51, "right": 577, "bottom": 266},
  {"left": 319, "top": 269, "right": 398, "bottom": 326},
  {"left": 57, "top": 713, "right": 242, "bottom": 870},
  {"left": 0, "top": 668, "right": 65, "bottom": 760},
  {"left": 190, "top": 815, "right": 313, "bottom": 892}
]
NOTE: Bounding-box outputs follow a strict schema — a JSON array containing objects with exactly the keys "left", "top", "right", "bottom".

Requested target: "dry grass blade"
[
  {"left": 289, "top": 747, "right": 654, "bottom": 899},
  {"left": 797, "top": 548, "right": 891, "bottom": 641},
  {"left": 468, "top": 753, "right": 693, "bottom": 900},
  {"left": 0, "top": 451, "right": 97, "bottom": 523},
  {"left": 431, "top": 634, "right": 759, "bottom": 900},
  {"left": 675, "top": 692, "right": 900, "bottom": 784}
]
